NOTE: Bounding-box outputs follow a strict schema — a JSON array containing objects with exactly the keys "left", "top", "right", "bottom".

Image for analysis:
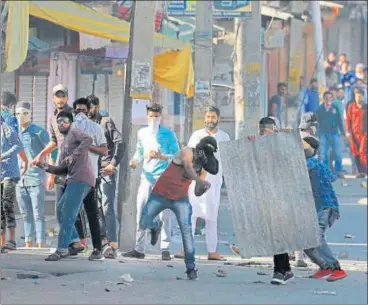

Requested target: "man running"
[{"left": 139, "top": 136, "right": 219, "bottom": 280}]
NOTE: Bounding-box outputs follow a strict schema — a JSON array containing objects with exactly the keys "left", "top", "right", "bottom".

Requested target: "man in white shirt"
[
  {"left": 175, "top": 106, "right": 230, "bottom": 260},
  {"left": 72, "top": 98, "right": 108, "bottom": 261}
]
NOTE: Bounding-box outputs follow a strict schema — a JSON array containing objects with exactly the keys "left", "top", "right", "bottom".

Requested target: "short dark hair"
[
  {"left": 259, "top": 117, "right": 276, "bottom": 126},
  {"left": 310, "top": 78, "right": 318, "bottom": 84},
  {"left": 56, "top": 111, "right": 73, "bottom": 123},
  {"left": 323, "top": 91, "right": 333, "bottom": 98},
  {"left": 146, "top": 102, "right": 162, "bottom": 114},
  {"left": 277, "top": 82, "right": 287, "bottom": 89},
  {"left": 355, "top": 88, "right": 365, "bottom": 95},
  {"left": 87, "top": 95, "right": 100, "bottom": 106},
  {"left": 73, "top": 97, "right": 91, "bottom": 111},
  {"left": 205, "top": 105, "right": 220, "bottom": 117},
  {"left": 1, "top": 91, "right": 17, "bottom": 107}
]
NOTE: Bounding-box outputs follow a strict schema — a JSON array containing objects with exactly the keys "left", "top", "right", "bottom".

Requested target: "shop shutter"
[
  {"left": 78, "top": 73, "right": 94, "bottom": 99},
  {"left": 108, "top": 74, "right": 124, "bottom": 132},
  {"left": 94, "top": 74, "right": 107, "bottom": 111},
  {"left": 0, "top": 72, "right": 16, "bottom": 94},
  {"left": 33, "top": 76, "right": 48, "bottom": 129}
]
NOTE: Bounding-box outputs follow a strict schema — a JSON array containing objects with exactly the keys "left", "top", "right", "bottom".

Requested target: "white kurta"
[{"left": 188, "top": 128, "right": 231, "bottom": 221}]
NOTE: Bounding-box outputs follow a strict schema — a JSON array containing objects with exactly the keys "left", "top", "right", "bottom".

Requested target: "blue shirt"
[
  {"left": 18, "top": 123, "right": 50, "bottom": 187},
  {"left": 307, "top": 157, "right": 339, "bottom": 213},
  {"left": 305, "top": 89, "right": 320, "bottom": 113},
  {"left": 133, "top": 125, "right": 179, "bottom": 184},
  {"left": 0, "top": 108, "right": 18, "bottom": 132},
  {"left": 1, "top": 122, "right": 23, "bottom": 182}
]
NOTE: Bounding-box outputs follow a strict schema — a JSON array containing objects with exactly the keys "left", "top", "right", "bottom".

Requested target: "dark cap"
[{"left": 16, "top": 101, "right": 32, "bottom": 111}]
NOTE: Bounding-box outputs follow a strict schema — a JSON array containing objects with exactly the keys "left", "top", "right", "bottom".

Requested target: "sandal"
[
  {"left": 1, "top": 247, "right": 8, "bottom": 253},
  {"left": 3, "top": 240, "right": 16, "bottom": 250},
  {"left": 68, "top": 244, "right": 85, "bottom": 256},
  {"left": 45, "top": 251, "right": 69, "bottom": 261}
]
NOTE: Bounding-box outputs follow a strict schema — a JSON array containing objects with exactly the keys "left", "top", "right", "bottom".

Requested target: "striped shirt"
[{"left": 1, "top": 122, "right": 23, "bottom": 182}]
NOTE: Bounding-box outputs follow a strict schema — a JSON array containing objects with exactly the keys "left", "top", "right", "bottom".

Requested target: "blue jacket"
[
  {"left": 1, "top": 121, "right": 23, "bottom": 181},
  {"left": 305, "top": 89, "right": 320, "bottom": 113},
  {"left": 0, "top": 108, "right": 18, "bottom": 132},
  {"left": 307, "top": 157, "right": 339, "bottom": 213},
  {"left": 133, "top": 125, "right": 179, "bottom": 184},
  {"left": 18, "top": 124, "right": 50, "bottom": 186}
]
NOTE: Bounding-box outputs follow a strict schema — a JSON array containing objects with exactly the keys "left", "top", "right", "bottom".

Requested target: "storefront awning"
[
  {"left": 29, "top": 1, "right": 188, "bottom": 50},
  {"left": 5, "top": 1, "right": 194, "bottom": 97}
]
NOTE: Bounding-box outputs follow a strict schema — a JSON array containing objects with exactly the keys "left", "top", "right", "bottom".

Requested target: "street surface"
[{"left": 0, "top": 158, "right": 367, "bottom": 304}]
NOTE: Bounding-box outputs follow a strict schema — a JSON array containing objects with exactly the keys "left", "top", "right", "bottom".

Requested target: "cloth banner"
[{"left": 219, "top": 132, "right": 320, "bottom": 258}]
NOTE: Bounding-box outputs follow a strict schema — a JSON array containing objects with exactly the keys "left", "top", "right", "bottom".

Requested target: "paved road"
[{"left": 3, "top": 157, "right": 366, "bottom": 304}]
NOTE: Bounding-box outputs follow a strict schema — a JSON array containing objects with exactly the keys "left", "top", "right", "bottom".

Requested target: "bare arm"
[
  {"left": 180, "top": 148, "right": 202, "bottom": 183},
  {"left": 89, "top": 144, "right": 108, "bottom": 156}
]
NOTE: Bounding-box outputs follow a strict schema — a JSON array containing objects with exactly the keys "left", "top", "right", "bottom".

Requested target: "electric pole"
[
  {"left": 118, "top": 1, "right": 157, "bottom": 251},
  {"left": 234, "top": 1, "right": 262, "bottom": 139},
  {"left": 192, "top": 1, "right": 213, "bottom": 132},
  {"left": 310, "top": 1, "right": 326, "bottom": 91}
]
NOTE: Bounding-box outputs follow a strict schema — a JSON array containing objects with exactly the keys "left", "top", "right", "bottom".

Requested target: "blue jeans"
[
  {"left": 16, "top": 184, "right": 45, "bottom": 244},
  {"left": 305, "top": 208, "right": 340, "bottom": 269},
  {"left": 140, "top": 193, "right": 195, "bottom": 270},
  {"left": 56, "top": 182, "right": 90, "bottom": 253},
  {"left": 99, "top": 173, "right": 118, "bottom": 242},
  {"left": 319, "top": 132, "right": 343, "bottom": 173}
]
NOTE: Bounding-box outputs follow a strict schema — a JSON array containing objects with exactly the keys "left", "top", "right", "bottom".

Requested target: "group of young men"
[{"left": 1, "top": 84, "right": 348, "bottom": 282}]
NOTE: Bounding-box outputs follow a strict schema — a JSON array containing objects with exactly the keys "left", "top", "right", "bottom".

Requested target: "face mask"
[
  {"left": 76, "top": 112, "right": 87, "bottom": 122},
  {"left": 148, "top": 117, "right": 161, "bottom": 132},
  {"left": 16, "top": 114, "right": 31, "bottom": 126},
  {"left": 205, "top": 120, "right": 218, "bottom": 130}
]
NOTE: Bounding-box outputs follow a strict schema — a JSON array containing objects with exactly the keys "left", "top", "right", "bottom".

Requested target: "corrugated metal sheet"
[
  {"left": 33, "top": 76, "right": 48, "bottom": 129},
  {"left": 220, "top": 132, "right": 320, "bottom": 257},
  {"left": 18, "top": 76, "right": 33, "bottom": 104},
  {"left": 78, "top": 73, "right": 94, "bottom": 98}
]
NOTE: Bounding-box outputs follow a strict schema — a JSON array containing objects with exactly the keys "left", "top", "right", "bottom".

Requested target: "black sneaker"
[
  {"left": 271, "top": 272, "right": 285, "bottom": 285},
  {"left": 102, "top": 244, "right": 116, "bottom": 259},
  {"left": 283, "top": 271, "right": 294, "bottom": 283},
  {"left": 122, "top": 249, "right": 145, "bottom": 259},
  {"left": 88, "top": 249, "right": 105, "bottom": 261},
  {"left": 186, "top": 269, "right": 198, "bottom": 280},
  {"left": 150, "top": 221, "right": 163, "bottom": 246},
  {"left": 161, "top": 250, "right": 171, "bottom": 261}
]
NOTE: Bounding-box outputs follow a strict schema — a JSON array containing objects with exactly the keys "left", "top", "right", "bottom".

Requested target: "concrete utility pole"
[
  {"left": 192, "top": 1, "right": 213, "bottom": 132},
  {"left": 118, "top": 1, "right": 157, "bottom": 251},
  {"left": 310, "top": 1, "right": 326, "bottom": 91},
  {"left": 234, "top": 1, "right": 262, "bottom": 139}
]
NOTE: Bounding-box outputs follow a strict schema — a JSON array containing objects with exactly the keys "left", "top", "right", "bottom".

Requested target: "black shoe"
[
  {"left": 102, "top": 244, "right": 116, "bottom": 259},
  {"left": 161, "top": 250, "right": 171, "bottom": 261},
  {"left": 150, "top": 221, "right": 163, "bottom": 246},
  {"left": 88, "top": 249, "right": 105, "bottom": 261},
  {"left": 283, "top": 271, "right": 294, "bottom": 283},
  {"left": 122, "top": 249, "right": 145, "bottom": 259},
  {"left": 186, "top": 269, "right": 198, "bottom": 280},
  {"left": 271, "top": 272, "right": 285, "bottom": 285}
]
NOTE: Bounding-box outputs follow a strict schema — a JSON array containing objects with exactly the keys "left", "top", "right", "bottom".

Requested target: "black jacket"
[{"left": 96, "top": 113, "right": 125, "bottom": 168}]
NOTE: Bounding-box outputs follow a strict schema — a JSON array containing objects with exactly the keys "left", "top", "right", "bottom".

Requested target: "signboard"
[
  {"left": 264, "top": 29, "right": 284, "bottom": 49},
  {"left": 167, "top": 0, "right": 252, "bottom": 18},
  {"left": 130, "top": 61, "right": 152, "bottom": 99},
  {"left": 79, "top": 56, "right": 113, "bottom": 75}
]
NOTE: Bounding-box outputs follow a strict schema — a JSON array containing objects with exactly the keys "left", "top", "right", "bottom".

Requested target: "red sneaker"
[
  {"left": 327, "top": 269, "right": 347, "bottom": 282},
  {"left": 311, "top": 268, "right": 333, "bottom": 279}
]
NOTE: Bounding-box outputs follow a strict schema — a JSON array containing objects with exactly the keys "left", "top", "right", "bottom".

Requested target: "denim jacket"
[
  {"left": 18, "top": 124, "right": 49, "bottom": 187},
  {"left": 307, "top": 157, "right": 339, "bottom": 213}
]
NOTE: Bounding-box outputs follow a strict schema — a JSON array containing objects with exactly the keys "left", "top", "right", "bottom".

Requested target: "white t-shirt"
[{"left": 72, "top": 118, "right": 106, "bottom": 177}]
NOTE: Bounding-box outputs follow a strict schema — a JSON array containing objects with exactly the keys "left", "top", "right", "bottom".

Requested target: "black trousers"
[
  {"left": 75, "top": 184, "right": 103, "bottom": 251},
  {"left": 273, "top": 253, "right": 291, "bottom": 274}
]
